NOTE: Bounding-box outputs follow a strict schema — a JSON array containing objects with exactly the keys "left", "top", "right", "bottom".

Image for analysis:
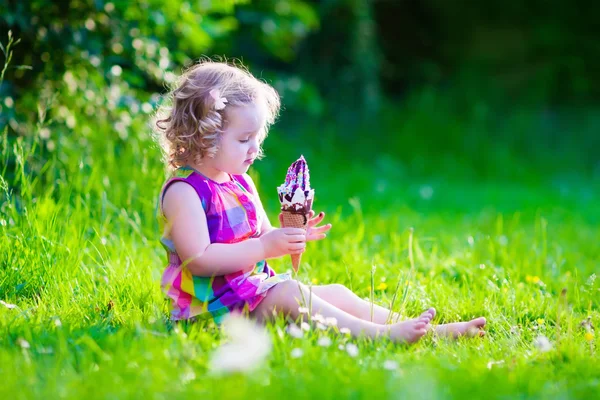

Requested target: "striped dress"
[{"left": 157, "top": 166, "right": 291, "bottom": 323}]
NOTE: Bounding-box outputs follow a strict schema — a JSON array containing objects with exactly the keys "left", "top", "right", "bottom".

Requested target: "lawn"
[{"left": 1, "top": 123, "right": 599, "bottom": 399}]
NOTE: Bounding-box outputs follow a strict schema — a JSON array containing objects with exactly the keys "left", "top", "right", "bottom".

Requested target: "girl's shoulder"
[
  {"left": 232, "top": 173, "right": 256, "bottom": 194},
  {"left": 159, "top": 168, "right": 258, "bottom": 210},
  {"left": 159, "top": 166, "right": 213, "bottom": 212}
]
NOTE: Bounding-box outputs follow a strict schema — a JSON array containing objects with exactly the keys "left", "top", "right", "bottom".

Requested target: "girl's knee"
[
  {"left": 275, "top": 279, "right": 306, "bottom": 298},
  {"left": 323, "top": 283, "right": 350, "bottom": 296}
]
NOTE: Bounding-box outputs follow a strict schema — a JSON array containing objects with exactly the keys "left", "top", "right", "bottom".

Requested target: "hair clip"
[{"left": 209, "top": 89, "right": 228, "bottom": 110}]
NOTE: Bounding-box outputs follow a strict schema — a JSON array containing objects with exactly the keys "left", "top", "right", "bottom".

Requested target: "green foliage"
[{"left": 0, "top": 1, "right": 331, "bottom": 185}]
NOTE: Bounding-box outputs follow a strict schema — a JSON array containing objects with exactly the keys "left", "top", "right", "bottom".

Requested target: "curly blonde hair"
[{"left": 153, "top": 60, "right": 281, "bottom": 170}]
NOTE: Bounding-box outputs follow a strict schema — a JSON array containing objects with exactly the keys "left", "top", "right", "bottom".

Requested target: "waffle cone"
[{"left": 281, "top": 210, "right": 309, "bottom": 272}]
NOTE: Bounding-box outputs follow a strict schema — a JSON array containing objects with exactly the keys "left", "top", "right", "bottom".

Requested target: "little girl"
[{"left": 153, "top": 61, "right": 486, "bottom": 343}]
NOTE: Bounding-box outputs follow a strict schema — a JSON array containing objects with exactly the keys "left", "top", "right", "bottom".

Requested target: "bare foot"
[
  {"left": 434, "top": 317, "right": 486, "bottom": 339},
  {"left": 386, "top": 308, "right": 437, "bottom": 344}
]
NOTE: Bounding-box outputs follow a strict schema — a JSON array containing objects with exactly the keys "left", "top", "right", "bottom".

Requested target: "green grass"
[{"left": 1, "top": 120, "right": 599, "bottom": 399}]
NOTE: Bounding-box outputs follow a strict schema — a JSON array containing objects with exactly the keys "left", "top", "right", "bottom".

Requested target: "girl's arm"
[
  {"left": 163, "top": 181, "right": 306, "bottom": 277},
  {"left": 162, "top": 182, "right": 266, "bottom": 277},
  {"left": 244, "top": 174, "right": 275, "bottom": 237}
]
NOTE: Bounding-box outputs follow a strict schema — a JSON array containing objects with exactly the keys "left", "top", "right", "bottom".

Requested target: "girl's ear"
[{"left": 278, "top": 212, "right": 283, "bottom": 227}]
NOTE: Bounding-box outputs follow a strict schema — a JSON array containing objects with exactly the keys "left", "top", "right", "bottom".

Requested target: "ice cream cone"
[{"left": 281, "top": 210, "right": 309, "bottom": 272}]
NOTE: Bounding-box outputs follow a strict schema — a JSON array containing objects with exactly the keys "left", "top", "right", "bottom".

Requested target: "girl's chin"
[{"left": 232, "top": 165, "right": 250, "bottom": 175}]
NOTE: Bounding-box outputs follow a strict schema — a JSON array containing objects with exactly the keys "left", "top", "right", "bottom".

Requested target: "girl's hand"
[
  {"left": 259, "top": 227, "right": 307, "bottom": 259},
  {"left": 306, "top": 210, "right": 332, "bottom": 241},
  {"left": 278, "top": 210, "right": 332, "bottom": 242}
]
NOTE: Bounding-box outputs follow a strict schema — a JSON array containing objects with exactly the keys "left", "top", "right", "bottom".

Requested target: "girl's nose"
[{"left": 249, "top": 138, "right": 259, "bottom": 154}]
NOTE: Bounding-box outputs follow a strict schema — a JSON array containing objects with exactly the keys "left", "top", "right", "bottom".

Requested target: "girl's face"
[{"left": 210, "top": 103, "right": 265, "bottom": 177}]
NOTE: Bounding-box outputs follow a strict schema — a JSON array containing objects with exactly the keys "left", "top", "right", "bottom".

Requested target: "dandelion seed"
[
  {"left": 208, "top": 315, "right": 271, "bottom": 374},
  {"left": 339, "top": 327, "right": 351, "bottom": 335},
  {"left": 66, "top": 115, "right": 76, "bottom": 129},
  {"left": 338, "top": 344, "right": 345, "bottom": 350},
  {"left": 486, "top": 360, "right": 505, "bottom": 370},
  {"left": 317, "top": 322, "right": 327, "bottom": 331},
  {"left": 110, "top": 65, "right": 122, "bottom": 77},
  {"left": 90, "top": 56, "right": 101, "bottom": 67},
  {"left": 54, "top": 318, "right": 62, "bottom": 327},
  {"left": 17, "top": 338, "right": 30, "bottom": 349},
  {"left": 112, "top": 43, "right": 124, "bottom": 54},
  {"left": 317, "top": 336, "right": 332, "bottom": 347},
  {"left": 533, "top": 335, "right": 553, "bottom": 353},
  {"left": 4, "top": 97, "right": 14, "bottom": 108},
  {"left": 180, "top": 370, "right": 196, "bottom": 384},
  {"left": 164, "top": 72, "right": 176, "bottom": 84},
  {"left": 159, "top": 57, "right": 170, "bottom": 69},
  {"left": 325, "top": 317, "right": 337, "bottom": 327},
  {"left": 85, "top": 19, "right": 96, "bottom": 30},
  {"left": 290, "top": 348, "right": 303, "bottom": 358},
  {"left": 104, "top": 2, "right": 115, "bottom": 12},
  {"left": 132, "top": 38, "right": 144, "bottom": 50},
  {"left": 39, "top": 127, "right": 51, "bottom": 139},
  {"left": 345, "top": 343, "right": 359, "bottom": 357},
  {"left": 298, "top": 306, "right": 309, "bottom": 314},
  {"left": 286, "top": 323, "right": 304, "bottom": 339},
  {"left": 383, "top": 360, "right": 398, "bottom": 370},
  {"left": 300, "top": 322, "right": 311, "bottom": 332},
  {"left": 311, "top": 314, "right": 325, "bottom": 324},
  {"left": 0, "top": 300, "right": 16, "bottom": 309},
  {"left": 141, "top": 102, "right": 153, "bottom": 114}
]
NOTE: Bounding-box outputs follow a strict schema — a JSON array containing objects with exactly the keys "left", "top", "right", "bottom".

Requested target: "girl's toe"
[{"left": 415, "top": 321, "right": 427, "bottom": 330}]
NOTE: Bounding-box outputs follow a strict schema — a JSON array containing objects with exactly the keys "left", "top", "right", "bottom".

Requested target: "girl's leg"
[
  {"left": 312, "top": 284, "right": 486, "bottom": 337},
  {"left": 250, "top": 280, "right": 433, "bottom": 344},
  {"left": 311, "top": 284, "right": 419, "bottom": 324}
]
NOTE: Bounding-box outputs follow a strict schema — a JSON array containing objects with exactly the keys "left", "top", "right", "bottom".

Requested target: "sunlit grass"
[{"left": 1, "top": 120, "right": 599, "bottom": 398}]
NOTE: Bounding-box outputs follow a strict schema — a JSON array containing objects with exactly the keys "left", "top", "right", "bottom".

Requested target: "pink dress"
[{"left": 157, "top": 166, "right": 291, "bottom": 323}]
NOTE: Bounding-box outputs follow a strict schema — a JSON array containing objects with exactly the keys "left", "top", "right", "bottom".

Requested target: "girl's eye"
[{"left": 239, "top": 139, "right": 250, "bottom": 144}]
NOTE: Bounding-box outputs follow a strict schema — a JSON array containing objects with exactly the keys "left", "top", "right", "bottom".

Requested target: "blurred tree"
[
  {"left": 0, "top": 0, "right": 323, "bottom": 187},
  {"left": 373, "top": 0, "right": 600, "bottom": 105}
]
